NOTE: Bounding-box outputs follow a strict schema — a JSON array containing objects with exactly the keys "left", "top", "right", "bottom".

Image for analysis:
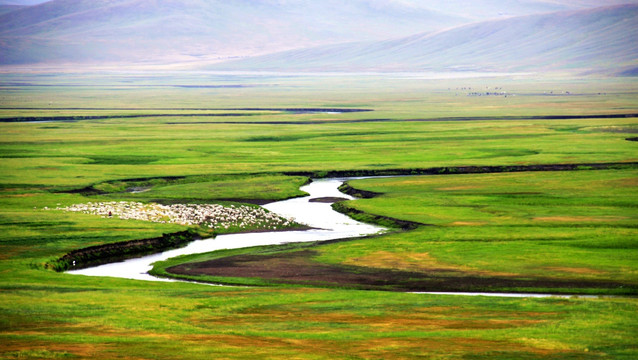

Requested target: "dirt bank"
[
  {"left": 51, "top": 230, "right": 201, "bottom": 272},
  {"left": 331, "top": 201, "right": 425, "bottom": 230},
  {"left": 166, "top": 249, "right": 636, "bottom": 294}
]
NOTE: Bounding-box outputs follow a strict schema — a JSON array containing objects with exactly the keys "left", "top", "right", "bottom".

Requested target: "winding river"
[
  {"left": 68, "top": 177, "right": 600, "bottom": 298},
  {"left": 67, "top": 178, "right": 384, "bottom": 282}
]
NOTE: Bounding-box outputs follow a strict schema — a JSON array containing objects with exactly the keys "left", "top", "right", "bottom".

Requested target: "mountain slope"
[
  {"left": 0, "top": 4, "right": 24, "bottom": 14},
  {"left": 388, "top": 0, "right": 638, "bottom": 21},
  {"left": 0, "top": 0, "right": 465, "bottom": 65},
  {"left": 3, "top": 0, "right": 637, "bottom": 66},
  {"left": 212, "top": 4, "right": 638, "bottom": 74}
]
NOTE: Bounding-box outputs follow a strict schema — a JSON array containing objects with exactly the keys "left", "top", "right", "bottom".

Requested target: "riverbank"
[
  {"left": 63, "top": 178, "right": 384, "bottom": 281},
  {"left": 155, "top": 168, "right": 638, "bottom": 296},
  {"left": 50, "top": 229, "right": 203, "bottom": 272}
]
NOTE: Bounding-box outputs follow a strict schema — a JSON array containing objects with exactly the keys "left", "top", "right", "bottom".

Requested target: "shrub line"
[{"left": 49, "top": 229, "right": 202, "bottom": 272}]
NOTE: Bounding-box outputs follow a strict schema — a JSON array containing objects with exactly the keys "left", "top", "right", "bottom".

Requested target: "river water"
[
  {"left": 67, "top": 178, "right": 385, "bottom": 281},
  {"left": 67, "top": 178, "right": 599, "bottom": 298}
]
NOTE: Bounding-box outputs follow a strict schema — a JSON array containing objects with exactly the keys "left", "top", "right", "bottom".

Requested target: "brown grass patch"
[
  {"left": 450, "top": 221, "right": 487, "bottom": 226},
  {"left": 3, "top": 322, "right": 175, "bottom": 340},
  {"left": 0, "top": 339, "right": 106, "bottom": 359},
  {"left": 533, "top": 216, "right": 627, "bottom": 222},
  {"left": 608, "top": 177, "right": 638, "bottom": 188},
  {"left": 345, "top": 251, "right": 515, "bottom": 276},
  {"left": 346, "top": 251, "right": 464, "bottom": 272},
  {"left": 382, "top": 179, "right": 430, "bottom": 186},
  {"left": 181, "top": 334, "right": 347, "bottom": 358},
  {"left": 351, "top": 337, "right": 567, "bottom": 359},
  {"left": 366, "top": 316, "right": 546, "bottom": 331},
  {"left": 0, "top": 246, "right": 32, "bottom": 260},
  {"left": 545, "top": 267, "right": 608, "bottom": 275},
  {"left": 178, "top": 325, "right": 568, "bottom": 358},
  {"left": 194, "top": 305, "right": 549, "bottom": 332},
  {"left": 438, "top": 185, "right": 483, "bottom": 191}
]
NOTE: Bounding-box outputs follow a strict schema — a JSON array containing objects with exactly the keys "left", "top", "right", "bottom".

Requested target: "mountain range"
[
  {"left": 211, "top": 3, "right": 638, "bottom": 75},
  {"left": 0, "top": 0, "right": 637, "bottom": 75},
  {"left": 0, "top": 0, "right": 464, "bottom": 64}
]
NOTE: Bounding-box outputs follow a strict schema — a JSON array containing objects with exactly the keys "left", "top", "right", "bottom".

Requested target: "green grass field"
[{"left": 1, "top": 73, "right": 637, "bottom": 359}]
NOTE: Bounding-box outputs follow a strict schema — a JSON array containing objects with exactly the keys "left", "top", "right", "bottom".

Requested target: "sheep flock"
[{"left": 56, "top": 201, "right": 297, "bottom": 231}]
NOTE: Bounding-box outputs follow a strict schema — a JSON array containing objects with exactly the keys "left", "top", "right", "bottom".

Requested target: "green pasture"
[
  {"left": 0, "top": 74, "right": 637, "bottom": 358},
  {"left": 326, "top": 169, "right": 638, "bottom": 286},
  {"left": 1, "top": 113, "right": 636, "bottom": 188},
  {"left": 91, "top": 174, "right": 309, "bottom": 203}
]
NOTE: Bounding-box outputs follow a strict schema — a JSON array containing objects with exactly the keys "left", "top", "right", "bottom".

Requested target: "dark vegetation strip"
[
  {"left": 0, "top": 108, "right": 372, "bottom": 122},
  {"left": 337, "top": 183, "right": 381, "bottom": 199},
  {"left": 3, "top": 112, "right": 635, "bottom": 124},
  {"left": 50, "top": 229, "right": 202, "bottom": 272},
  {"left": 406, "top": 113, "right": 638, "bottom": 121},
  {"left": 0, "top": 113, "right": 261, "bottom": 122},
  {"left": 0, "top": 107, "right": 372, "bottom": 112},
  {"left": 283, "top": 162, "right": 638, "bottom": 179},
  {"left": 165, "top": 249, "right": 637, "bottom": 294},
  {"left": 0, "top": 83, "right": 257, "bottom": 88},
  {"left": 331, "top": 202, "right": 425, "bottom": 230},
  {"left": 167, "top": 113, "right": 638, "bottom": 125}
]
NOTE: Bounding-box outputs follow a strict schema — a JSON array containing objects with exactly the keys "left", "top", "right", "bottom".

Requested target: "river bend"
[
  {"left": 67, "top": 178, "right": 385, "bottom": 281},
  {"left": 67, "top": 178, "right": 602, "bottom": 299}
]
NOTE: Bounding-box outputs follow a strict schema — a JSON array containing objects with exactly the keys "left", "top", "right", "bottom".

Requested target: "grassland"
[
  {"left": 161, "top": 168, "right": 637, "bottom": 294},
  {"left": 0, "top": 72, "right": 637, "bottom": 359}
]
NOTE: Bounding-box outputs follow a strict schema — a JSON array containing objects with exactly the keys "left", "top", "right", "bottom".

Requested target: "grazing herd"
[{"left": 56, "top": 201, "right": 295, "bottom": 230}]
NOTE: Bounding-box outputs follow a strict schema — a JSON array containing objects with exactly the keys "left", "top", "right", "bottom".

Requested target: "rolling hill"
[
  {"left": 0, "top": 5, "right": 24, "bottom": 14},
  {"left": 0, "top": 0, "right": 464, "bottom": 65},
  {"left": 211, "top": 4, "right": 638, "bottom": 75},
  {"left": 2, "top": 0, "right": 636, "bottom": 66}
]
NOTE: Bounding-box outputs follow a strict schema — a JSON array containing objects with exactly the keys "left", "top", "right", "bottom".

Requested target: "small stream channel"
[{"left": 68, "top": 177, "right": 597, "bottom": 298}]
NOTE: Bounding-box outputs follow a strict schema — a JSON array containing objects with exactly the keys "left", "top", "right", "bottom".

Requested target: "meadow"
[{"left": 0, "top": 72, "right": 637, "bottom": 359}]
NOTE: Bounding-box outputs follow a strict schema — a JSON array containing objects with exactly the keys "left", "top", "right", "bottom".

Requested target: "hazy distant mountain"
[
  {"left": 0, "top": 5, "right": 24, "bottom": 14},
  {"left": 212, "top": 4, "right": 638, "bottom": 75},
  {"left": 0, "top": 0, "right": 464, "bottom": 65},
  {"left": 2, "top": 0, "right": 636, "bottom": 66},
  {"left": 0, "top": 0, "right": 45, "bottom": 4},
  {"left": 389, "top": 0, "right": 638, "bottom": 20}
]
